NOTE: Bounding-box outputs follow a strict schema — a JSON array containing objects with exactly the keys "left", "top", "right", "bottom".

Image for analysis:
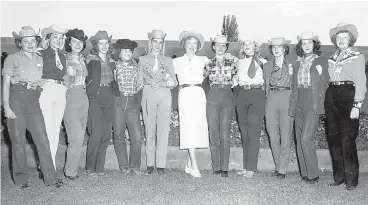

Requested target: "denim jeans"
[
  {"left": 113, "top": 94, "right": 142, "bottom": 169},
  {"left": 86, "top": 87, "right": 114, "bottom": 173},
  {"left": 206, "top": 87, "right": 234, "bottom": 171},
  {"left": 8, "top": 85, "right": 58, "bottom": 185},
  {"left": 63, "top": 87, "right": 89, "bottom": 177},
  {"left": 325, "top": 85, "right": 359, "bottom": 186}
]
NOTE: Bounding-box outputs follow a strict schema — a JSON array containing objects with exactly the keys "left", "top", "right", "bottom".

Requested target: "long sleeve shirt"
[{"left": 328, "top": 47, "right": 367, "bottom": 101}]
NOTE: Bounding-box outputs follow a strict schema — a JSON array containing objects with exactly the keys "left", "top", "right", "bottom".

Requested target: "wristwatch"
[{"left": 353, "top": 101, "right": 363, "bottom": 109}]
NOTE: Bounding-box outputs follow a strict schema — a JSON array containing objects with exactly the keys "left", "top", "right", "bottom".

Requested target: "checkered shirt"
[
  {"left": 116, "top": 60, "right": 141, "bottom": 95},
  {"left": 204, "top": 57, "right": 237, "bottom": 86}
]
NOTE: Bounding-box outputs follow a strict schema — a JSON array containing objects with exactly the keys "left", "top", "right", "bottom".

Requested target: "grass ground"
[{"left": 1, "top": 166, "right": 367, "bottom": 205}]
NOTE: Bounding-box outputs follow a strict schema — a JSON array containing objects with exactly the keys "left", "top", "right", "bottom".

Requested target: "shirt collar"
[{"left": 19, "top": 49, "right": 38, "bottom": 60}]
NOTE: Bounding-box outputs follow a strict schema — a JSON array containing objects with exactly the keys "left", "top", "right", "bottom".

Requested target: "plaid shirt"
[
  {"left": 269, "top": 60, "right": 291, "bottom": 87},
  {"left": 116, "top": 59, "right": 142, "bottom": 95},
  {"left": 297, "top": 54, "right": 318, "bottom": 87},
  {"left": 204, "top": 56, "right": 237, "bottom": 86}
]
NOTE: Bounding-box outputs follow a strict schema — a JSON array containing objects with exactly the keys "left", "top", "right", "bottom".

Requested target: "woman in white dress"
[{"left": 173, "top": 31, "right": 209, "bottom": 178}]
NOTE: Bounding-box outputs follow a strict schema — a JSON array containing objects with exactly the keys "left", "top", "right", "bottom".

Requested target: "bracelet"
[{"left": 353, "top": 101, "right": 363, "bottom": 109}]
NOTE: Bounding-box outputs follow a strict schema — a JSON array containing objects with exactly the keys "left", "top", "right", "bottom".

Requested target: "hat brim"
[
  {"left": 112, "top": 41, "right": 138, "bottom": 50},
  {"left": 12, "top": 29, "right": 40, "bottom": 38},
  {"left": 210, "top": 37, "right": 228, "bottom": 44},
  {"left": 148, "top": 32, "right": 167, "bottom": 40},
  {"left": 179, "top": 31, "right": 204, "bottom": 51},
  {"left": 89, "top": 35, "right": 113, "bottom": 42},
  {"left": 41, "top": 27, "right": 67, "bottom": 37},
  {"left": 268, "top": 40, "right": 291, "bottom": 46},
  {"left": 241, "top": 40, "right": 263, "bottom": 49},
  {"left": 329, "top": 24, "right": 358, "bottom": 40},
  {"left": 297, "top": 35, "right": 319, "bottom": 42}
]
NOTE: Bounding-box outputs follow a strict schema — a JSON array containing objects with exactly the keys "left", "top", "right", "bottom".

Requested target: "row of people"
[{"left": 2, "top": 22, "right": 365, "bottom": 192}]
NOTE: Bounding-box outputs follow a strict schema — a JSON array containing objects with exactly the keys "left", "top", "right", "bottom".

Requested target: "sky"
[{"left": 1, "top": 1, "right": 368, "bottom": 46}]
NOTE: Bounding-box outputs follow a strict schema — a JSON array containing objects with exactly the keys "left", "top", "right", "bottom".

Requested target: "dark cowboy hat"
[
  {"left": 65, "top": 28, "right": 88, "bottom": 41},
  {"left": 89, "top": 30, "right": 112, "bottom": 42},
  {"left": 112, "top": 39, "right": 138, "bottom": 49}
]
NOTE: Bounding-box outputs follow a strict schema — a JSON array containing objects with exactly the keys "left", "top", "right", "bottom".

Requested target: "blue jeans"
[
  {"left": 206, "top": 87, "right": 234, "bottom": 171},
  {"left": 113, "top": 94, "right": 142, "bottom": 169},
  {"left": 7, "top": 85, "right": 58, "bottom": 185}
]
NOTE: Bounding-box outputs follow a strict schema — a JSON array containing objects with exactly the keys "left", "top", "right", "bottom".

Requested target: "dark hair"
[
  {"left": 331, "top": 30, "right": 357, "bottom": 47},
  {"left": 64, "top": 36, "right": 87, "bottom": 53},
  {"left": 269, "top": 45, "right": 289, "bottom": 56},
  {"left": 180, "top": 36, "right": 202, "bottom": 52},
  {"left": 15, "top": 36, "right": 41, "bottom": 50},
  {"left": 295, "top": 40, "right": 322, "bottom": 57},
  {"left": 90, "top": 39, "right": 113, "bottom": 57},
  {"left": 112, "top": 47, "right": 134, "bottom": 62},
  {"left": 211, "top": 42, "right": 229, "bottom": 53}
]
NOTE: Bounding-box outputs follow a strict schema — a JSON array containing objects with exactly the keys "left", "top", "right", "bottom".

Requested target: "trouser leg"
[
  {"left": 236, "top": 91, "right": 249, "bottom": 170},
  {"left": 126, "top": 107, "right": 142, "bottom": 168},
  {"left": 278, "top": 91, "right": 293, "bottom": 174},
  {"left": 156, "top": 91, "right": 171, "bottom": 168},
  {"left": 113, "top": 96, "right": 128, "bottom": 169},
  {"left": 207, "top": 90, "right": 221, "bottom": 172}
]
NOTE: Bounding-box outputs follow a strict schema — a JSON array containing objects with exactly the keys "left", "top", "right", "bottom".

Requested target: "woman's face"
[
  {"left": 184, "top": 37, "right": 198, "bottom": 54},
  {"left": 70, "top": 37, "right": 84, "bottom": 54},
  {"left": 243, "top": 41, "right": 256, "bottom": 56},
  {"left": 119, "top": 49, "right": 133, "bottom": 61},
  {"left": 151, "top": 38, "right": 164, "bottom": 53},
  {"left": 272, "top": 45, "right": 285, "bottom": 57},
  {"left": 97, "top": 39, "right": 109, "bottom": 54},
  {"left": 49, "top": 33, "right": 64, "bottom": 50},
  {"left": 214, "top": 43, "right": 227, "bottom": 56},
  {"left": 336, "top": 32, "right": 350, "bottom": 50},
  {"left": 20, "top": 36, "right": 37, "bottom": 53},
  {"left": 301, "top": 39, "right": 314, "bottom": 55}
]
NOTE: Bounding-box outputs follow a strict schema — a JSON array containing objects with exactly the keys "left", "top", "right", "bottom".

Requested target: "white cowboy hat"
[
  {"left": 179, "top": 30, "right": 205, "bottom": 51},
  {"left": 12, "top": 26, "right": 40, "bottom": 38},
  {"left": 148, "top": 30, "right": 167, "bottom": 40},
  {"left": 297, "top": 31, "right": 319, "bottom": 41},
  {"left": 329, "top": 22, "right": 358, "bottom": 39},
  {"left": 41, "top": 24, "right": 68, "bottom": 37},
  {"left": 268, "top": 37, "right": 291, "bottom": 46},
  {"left": 210, "top": 35, "right": 228, "bottom": 44},
  {"left": 241, "top": 39, "right": 263, "bottom": 50}
]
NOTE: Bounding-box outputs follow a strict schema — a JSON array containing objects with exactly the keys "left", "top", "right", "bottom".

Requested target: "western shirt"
[
  {"left": 237, "top": 56, "right": 267, "bottom": 85},
  {"left": 173, "top": 54, "right": 208, "bottom": 85},
  {"left": 40, "top": 46, "right": 67, "bottom": 81}
]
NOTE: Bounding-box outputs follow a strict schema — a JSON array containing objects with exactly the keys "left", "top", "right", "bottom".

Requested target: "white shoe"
[
  {"left": 190, "top": 169, "right": 202, "bottom": 178},
  {"left": 185, "top": 165, "right": 192, "bottom": 174},
  {"left": 237, "top": 169, "right": 247, "bottom": 175},
  {"left": 244, "top": 171, "right": 255, "bottom": 178}
]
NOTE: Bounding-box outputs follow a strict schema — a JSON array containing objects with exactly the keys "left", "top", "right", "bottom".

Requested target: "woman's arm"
[{"left": 2, "top": 74, "right": 17, "bottom": 119}]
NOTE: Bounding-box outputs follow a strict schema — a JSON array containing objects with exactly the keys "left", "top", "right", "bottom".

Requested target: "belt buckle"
[
  {"left": 123, "top": 92, "right": 129, "bottom": 97},
  {"left": 26, "top": 82, "right": 37, "bottom": 90}
]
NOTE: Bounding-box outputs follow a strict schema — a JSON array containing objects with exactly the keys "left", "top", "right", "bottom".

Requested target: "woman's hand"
[
  {"left": 350, "top": 107, "right": 360, "bottom": 119},
  {"left": 151, "top": 82, "right": 160, "bottom": 90},
  {"left": 4, "top": 106, "right": 17, "bottom": 119}
]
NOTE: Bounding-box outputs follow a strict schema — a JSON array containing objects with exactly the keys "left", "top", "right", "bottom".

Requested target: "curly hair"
[
  {"left": 211, "top": 42, "right": 229, "bottom": 53},
  {"left": 112, "top": 48, "right": 134, "bottom": 62},
  {"left": 331, "top": 30, "right": 357, "bottom": 47},
  {"left": 90, "top": 39, "right": 113, "bottom": 57},
  {"left": 64, "top": 36, "right": 87, "bottom": 53},
  {"left": 180, "top": 36, "right": 201, "bottom": 52},
  {"left": 238, "top": 41, "right": 260, "bottom": 59},
  {"left": 269, "top": 45, "right": 289, "bottom": 56},
  {"left": 295, "top": 40, "right": 322, "bottom": 57},
  {"left": 15, "top": 36, "right": 41, "bottom": 50}
]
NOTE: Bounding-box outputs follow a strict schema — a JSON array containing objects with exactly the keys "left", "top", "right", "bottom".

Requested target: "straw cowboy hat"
[
  {"left": 12, "top": 26, "right": 40, "bottom": 38},
  {"left": 179, "top": 30, "right": 205, "bottom": 51},
  {"left": 41, "top": 24, "right": 68, "bottom": 37},
  {"left": 297, "top": 31, "right": 319, "bottom": 41},
  {"left": 65, "top": 28, "right": 88, "bottom": 42},
  {"left": 329, "top": 22, "right": 358, "bottom": 39},
  {"left": 268, "top": 37, "right": 291, "bottom": 46},
  {"left": 241, "top": 39, "right": 263, "bottom": 50},
  {"left": 89, "top": 30, "right": 112, "bottom": 42},
  {"left": 148, "top": 30, "right": 167, "bottom": 40},
  {"left": 113, "top": 39, "right": 138, "bottom": 50},
  {"left": 210, "top": 35, "right": 228, "bottom": 44}
]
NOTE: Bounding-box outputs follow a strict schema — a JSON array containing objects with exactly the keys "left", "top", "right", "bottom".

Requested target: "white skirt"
[{"left": 178, "top": 86, "right": 209, "bottom": 149}]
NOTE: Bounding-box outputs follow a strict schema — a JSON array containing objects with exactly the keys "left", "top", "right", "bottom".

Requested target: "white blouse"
[
  {"left": 237, "top": 57, "right": 267, "bottom": 85},
  {"left": 173, "top": 54, "right": 208, "bottom": 85}
]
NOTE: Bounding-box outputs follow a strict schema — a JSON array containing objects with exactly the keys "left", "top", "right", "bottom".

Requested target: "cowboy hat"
[
  {"left": 179, "top": 30, "right": 204, "bottom": 51},
  {"left": 41, "top": 24, "right": 68, "bottom": 37},
  {"left": 65, "top": 28, "right": 88, "bottom": 42},
  {"left": 297, "top": 31, "right": 319, "bottom": 41},
  {"left": 241, "top": 39, "right": 263, "bottom": 50},
  {"left": 148, "top": 30, "right": 166, "bottom": 40},
  {"left": 12, "top": 26, "right": 40, "bottom": 38},
  {"left": 329, "top": 22, "right": 358, "bottom": 39},
  {"left": 210, "top": 35, "right": 228, "bottom": 44},
  {"left": 268, "top": 37, "right": 291, "bottom": 46},
  {"left": 112, "top": 39, "right": 138, "bottom": 50},
  {"left": 89, "top": 30, "right": 112, "bottom": 42}
]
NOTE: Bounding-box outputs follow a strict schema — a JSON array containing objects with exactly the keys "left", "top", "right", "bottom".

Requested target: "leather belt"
[
  {"left": 240, "top": 84, "right": 263, "bottom": 90},
  {"left": 69, "top": 84, "right": 86, "bottom": 89},
  {"left": 329, "top": 81, "right": 354, "bottom": 86},
  {"left": 269, "top": 86, "right": 291, "bottom": 91},
  {"left": 47, "top": 79, "right": 65, "bottom": 85},
  {"left": 11, "top": 82, "right": 42, "bottom": 91},
  {"left": 211, "top": 84, "right": 232, "bottom": 89},
  {"left": 100, "top": 83, "right": 110, "bottom": 87},
  {"left": 121, "top": 92, "right": 137, "bottom": 97},
  {"left": 298, "top": 84, "right": 312, "bottom": 89},
  {"left": 180, "top": 84, "right": 202, "bottom": 89}
]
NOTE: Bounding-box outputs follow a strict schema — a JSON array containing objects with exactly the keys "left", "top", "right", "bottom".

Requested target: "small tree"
[{"left": 221, "top": 15, "right": 239, "bottom": 42}]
